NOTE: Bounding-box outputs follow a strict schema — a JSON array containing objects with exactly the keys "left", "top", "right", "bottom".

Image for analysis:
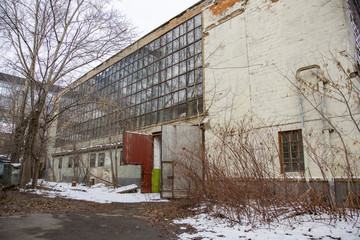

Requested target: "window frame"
[
  {"left": 55, "top": 13, "right": 204, "bottom": 146},
  {"left": 68, "top": 157, "right": 73, "bottom": 168},
  {"left": 58, "top": 157, "right": 63, "bottom": 169},
  {"left": 74, "top": 156, "right": 79, "bottom": 168},
  {"left": 98, "top": 153, "right": 105, "bottom": 167},
  {"left": 89, "top": 153, "right": 96, "bottom": 168},
  {"left": 279, "top": 129, "right": 305, "bottom": 173}
]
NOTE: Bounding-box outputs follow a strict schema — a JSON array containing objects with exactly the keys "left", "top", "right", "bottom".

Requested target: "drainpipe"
[
  {"left": 296, "top": 65, "right": 335, "bottom": 206},
  {"left": 296, "top": 65, "right": 320, "bottom": 184},
  {"left": 318, "top": 74, "right": 336, "bottom": 206}
]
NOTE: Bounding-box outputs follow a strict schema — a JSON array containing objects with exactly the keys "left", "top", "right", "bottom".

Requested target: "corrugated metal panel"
[
  {"left": 161, "top": 125, "right": 203, "bottom": 198},
  {"left": 123, "top": 132, "right": 153, "bottom": 193}
]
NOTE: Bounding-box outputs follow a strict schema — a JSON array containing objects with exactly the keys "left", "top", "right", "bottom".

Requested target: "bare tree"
[{"left": 0, "top": 0, "right": 135, "bottom": 187}]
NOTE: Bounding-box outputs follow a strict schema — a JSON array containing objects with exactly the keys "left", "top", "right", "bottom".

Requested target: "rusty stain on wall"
[{"left": 210, "top": 0, "right": 243, "bottom": 15}]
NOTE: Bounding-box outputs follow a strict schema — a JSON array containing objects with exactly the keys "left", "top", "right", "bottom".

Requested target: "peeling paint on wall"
[{"left": 210, "top": 0, "right": 243, "bottom": 15}]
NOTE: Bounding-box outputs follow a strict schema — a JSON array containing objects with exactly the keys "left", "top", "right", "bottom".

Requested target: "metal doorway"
[{"left": 161, "top": 125, "right": 203, "bottom": 198}]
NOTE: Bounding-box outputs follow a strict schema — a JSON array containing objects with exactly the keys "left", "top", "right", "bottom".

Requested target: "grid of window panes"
[
  {"left": 280, "top": 130, "right": 305, "bottom": 173},
  {"left": 56, "top": 14, "right": 203, "bottom": 146}
]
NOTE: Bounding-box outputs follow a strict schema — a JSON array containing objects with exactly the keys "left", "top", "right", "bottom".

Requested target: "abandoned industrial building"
[{"left": 48, "top": 0, "right": 360, "bottom": 198}]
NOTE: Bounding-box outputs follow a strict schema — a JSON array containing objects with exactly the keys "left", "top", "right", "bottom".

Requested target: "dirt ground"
[{"left": 0, "top": 187, "right": 198, "bottom": 239}]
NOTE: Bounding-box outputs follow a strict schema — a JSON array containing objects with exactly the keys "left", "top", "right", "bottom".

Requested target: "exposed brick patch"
[{"left": 210, "top": 0, "right": 243, "bottom": 15}]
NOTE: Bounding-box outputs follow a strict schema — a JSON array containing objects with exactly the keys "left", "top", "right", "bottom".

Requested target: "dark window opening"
[
  {"left": 279, "top": 130, "right": 304, "bottom": 173},
  {"left": 90, "top": 153, "right": 96, "bottom": 168},
  {"left": 68, "top": 157, "right": 73, "bottom": 168},
  {"left": 58, "top": 158, "right": 62, "bottom": 169},
  {"left": 98, "top": 153, "right": 105, "bottom": 167}
]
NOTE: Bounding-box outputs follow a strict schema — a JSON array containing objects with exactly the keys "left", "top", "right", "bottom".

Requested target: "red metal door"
[{"left": 123, "top": 132, "right": 153, "bottom": 193}]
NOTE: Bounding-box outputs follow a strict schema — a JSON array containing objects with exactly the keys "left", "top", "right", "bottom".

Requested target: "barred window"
[{"left": 279, "top": 130, "right": 304, "bottom": 173}]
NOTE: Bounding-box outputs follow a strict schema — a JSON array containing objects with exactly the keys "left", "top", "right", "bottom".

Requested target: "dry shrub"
[{"left": 177, "top": 120, "right": 360, "bottom": 224}]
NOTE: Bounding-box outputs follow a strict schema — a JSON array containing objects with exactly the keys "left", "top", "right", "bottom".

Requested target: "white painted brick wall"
[{"left": 203, "top": 0, "right": 359, "bottom": 177}]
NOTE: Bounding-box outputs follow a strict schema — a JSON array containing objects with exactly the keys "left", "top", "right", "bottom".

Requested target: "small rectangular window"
[
  {"left": 279, "top": 130, "right": 304, "bottom": 173},
  {"left": 74, "top": 156, "right": 79, "bottom": 168},
  {"left": 68, "top": 157, "right": 73, "bottom": 168},
  {"left": 98, "top": 153, "right": 105, "bottom": 167},
  {"left": 90, "top": 153, "right": 96, "bottom": 168},
  {"left": 58, "top": 158, "right": 63, "bottom": 169}
]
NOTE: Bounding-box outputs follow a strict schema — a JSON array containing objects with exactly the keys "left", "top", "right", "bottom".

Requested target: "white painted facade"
[{"left": 48, "top": 0, "right": 360, "bottom": 188}]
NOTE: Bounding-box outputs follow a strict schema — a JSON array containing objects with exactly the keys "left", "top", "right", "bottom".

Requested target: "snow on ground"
[
  {"left": 25, "top": 180, "right": 360, "bottom": 239},
  {"left": 174, "top": 212, "right": 360, "bottom": 240},
  {"left": 25, "top": 180, "right": 168, "bottom": 203}
]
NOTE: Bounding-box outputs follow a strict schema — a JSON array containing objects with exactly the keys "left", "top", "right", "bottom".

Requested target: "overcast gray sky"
[{"left": 114, "top": 0, "right": 201, "bottom": 37}]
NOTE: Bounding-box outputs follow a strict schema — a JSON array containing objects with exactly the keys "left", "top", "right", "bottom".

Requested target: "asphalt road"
[{"left": 0, "top": 211, "right": 165, "bottom": 240}]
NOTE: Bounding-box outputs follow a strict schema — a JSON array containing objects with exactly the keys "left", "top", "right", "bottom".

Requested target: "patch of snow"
[
  {"left": 0, "top": 121, "right": 12, "bottom": 134},
  {"left": 25, "top": 180, "right": 168, "bottom": 204},
  {"left": 116, "top": 184, "right": 138, "bottom": 193},
  {"left": 174, "top": 213, "right": 360, "bottom": 240},
  {"left": 10, "top": 163, "right": 21, "bottom": 168}
]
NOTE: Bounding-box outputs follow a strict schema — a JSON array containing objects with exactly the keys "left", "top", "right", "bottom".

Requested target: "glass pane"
[
  {"left": 173, "top": 39, "right": 180, "bottom": 51},
  {"left": 194, "top": 14, "right": 201, "bottom": 27},
  {"left": 166, "top": 68, "right": 172, "bottom": 80},
  {"left": 187, "top": 101, "right": 195, "bottom": 116},
  {"left": 187, "top": 19, "right": 194, "bottom": 31},
  {"left": 160, "top": 58, "right": 165, "bottom": 70},
  {"left": 159, "top": 110, "right": 164, "bottom": 122},
  {"left": 160, "top": 46, "right": 166, "bottom": 58},
  {"left": 173, "top": 51, "right": 179, "bottom": 64},
  {"left": 187, "top": 87, "right": 194, "bottom": 98},
  {"left": 166, "top": 43, "right": 172, "bottom": 55},
  {"left": 159, "top": 96, "right": 164, "bottom": 109},
  {"left": 179, "top": 74, "right": 186, "bottom": 89},
  {"left": 165, "top": 81, "right": 171, "bottom": 94},
  {"left": 154, "top": 38, "right": 160, "bottom": 49},
  {"left": 180, "top": 61, "right": 186, "bottom": 74},
  {"left": 140, "top": 103, "right": 145, "bottom": 114},
  {"left": 195, "top": 54, "right": 202, "bottom": 67},
  {"left": 172, "top": 77, "right": 179, "bottom": 91},
  {"left": 187, "top": 71, "right": 194, "bottom": 86},
  {"left": 179, "top": 89, "right": 186, "bottom": 103},
  {"left": 195, "top": 68, "right": 202, "bottom": 83},
  {"left": 180, "top": 22, "right": 186, "bottom": 35},
  {"left": 173, "top": 91, "right": 179, "bottom": 104},
  {"left": 147, "top": 88, "right": 152, "bottom": 100},
  {"left": 173, "top": 26, "right": 180, "bottom": 39},
  {"left": 152, "top": 99, "right": 158, "bottom": 111},
  {"left": 161, "top": 35, "right": 166, "bottom": 46},
  {"left": 187, "top": 44, "right": 195, "bottom": 58},
  {"left": 167, "top": 31, "right": 173, "bottom": 42},
  {"left": 165, "top": 108, "right": 172, "bottom": 121},
  {"left": 172, "top": 64, "right": 179, "bottom": 77},
  {"left": 152, "top": 112, "right": 158, "bottom": 124},
  {"left": 146, "top": 101, "right": 151, "bottom": 113},
  {"left": 153, "top": 73, "right": 159, "bottom": 84},
  {"left": 187, "top": 57, "right": 194, "bottom": 71},
  {"left": 141, "top": 90, "right": 146, "bottom": 102},
  {"left": 152, "top": 85, "right": 158, "bottom": 98},
  {"left": 195, "top": 41, "right": 202, "bottom": 54},
  {"left": 187, "top": 31, "right": 194, "bottom": 43},
  {"left": 166, "top": 55, "right": 172, "bottom": 67},
  {"left": 146, "top": 114, "right": 151, "bottom": 125},
  {"left": 165, "top": 94, "right": 172, "bottom": 107},
  {"left": 179, "top": 35, "right": 186, "bottom": 48},
  {"left": 195, "top": 84, "right": 203, "bottom": 96},
  {"left": 179, "top": 103, "right": 186, "bottom": 117},
  {"left": 180, "top": 48, "right": 186, "bottom": 61}
]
